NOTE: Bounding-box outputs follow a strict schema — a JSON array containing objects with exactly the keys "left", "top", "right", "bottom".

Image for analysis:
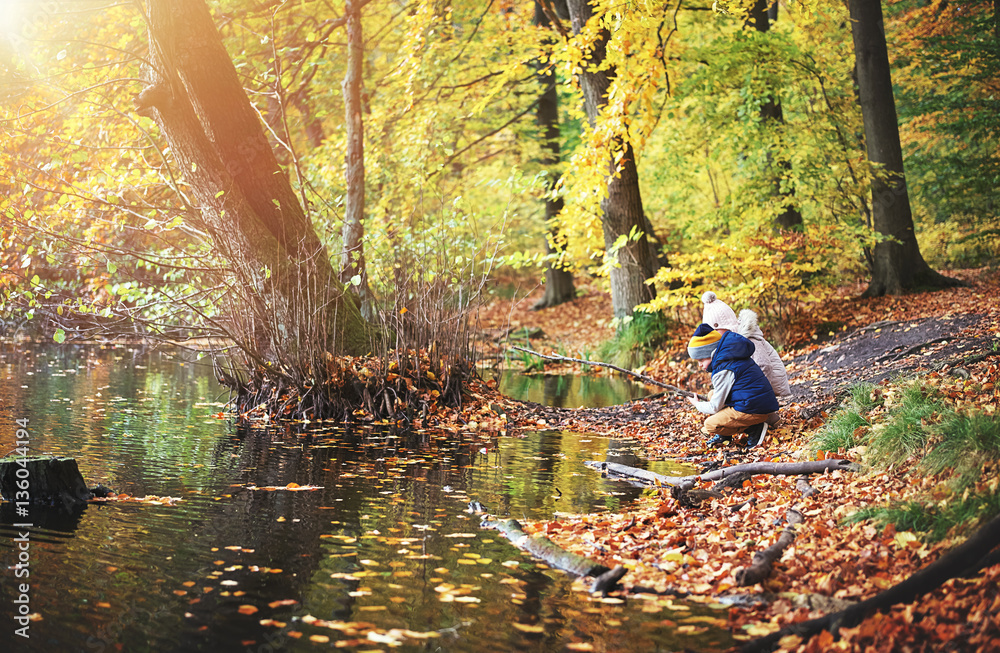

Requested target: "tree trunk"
[
  {"left": 532, "top": 0, "right": 576, "bottom": 311},
  {"left": 749, "top": 0, "right": 803, "bottom": 231},
  {"left": 136, "top": 0, "right": 371, "bottom": 361},
  {"left": 850, "top": 0, "right": 959, "bottom": 297},
  {"left": 340, "top": 0, "right": 373, "bottom": 320},
  {"left": 565, "top": 0, "right": 659, "bottom": 320},
  {"left": 0, "top": 456, "right": 93, "bottom": 511}
]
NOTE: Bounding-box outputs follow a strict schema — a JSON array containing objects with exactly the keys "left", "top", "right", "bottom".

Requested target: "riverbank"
[{"left": 481, "top": 267, "right": 1000, "bottom": 651}]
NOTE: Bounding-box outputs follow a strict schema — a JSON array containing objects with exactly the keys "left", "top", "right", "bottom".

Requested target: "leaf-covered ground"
[{"left": 472, "top": 267, "right": 1000, "bottom": 652}]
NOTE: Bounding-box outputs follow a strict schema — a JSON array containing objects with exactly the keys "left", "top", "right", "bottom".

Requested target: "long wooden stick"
[
  {"left": 509, "top": 345, "right": 702, "bottom": 399},
  {"left": 584, "top": 459, "right": 859, "bottom": 489}
]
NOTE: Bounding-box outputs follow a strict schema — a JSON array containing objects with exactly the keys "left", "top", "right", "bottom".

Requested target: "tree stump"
[{"left": 0, "top": 456, "right": 94, "bottom": 512}]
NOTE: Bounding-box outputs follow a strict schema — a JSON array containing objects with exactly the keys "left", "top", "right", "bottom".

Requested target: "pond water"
[
  {"left": 0, "top": 345, "right": 731, "bottom": 652},
  {"left": 497, "top": 371, "right": 652, "bottom": 408}
]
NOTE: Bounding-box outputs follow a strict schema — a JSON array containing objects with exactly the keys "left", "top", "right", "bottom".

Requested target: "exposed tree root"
[
  {"left": 736, "top": 508, "right": 803, "bottom": 587},
  {"left": 740, "top": 512, "right": 1000, "bottom": 653},
  {"left": 874, "top": 336, "right": 950, "bottom": 363},
  {"left": 796, "top": 476, "right": 819, "bottom": 498},
  {"left": 225, "top": 353, "right": 475, "bottom": 424}
]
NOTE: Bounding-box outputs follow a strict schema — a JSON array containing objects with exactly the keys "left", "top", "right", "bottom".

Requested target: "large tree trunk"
[
  {"left": 565, "top": 0, "right": 659, "bottom": 320},
  {"left": 749, "top": 0, "right": 803, "bottom": 231},
  {"left": 340, "top": 0, "right": 373, "bottom": 320},
  {"left": 849, "top": 0, "right": 959, "bottom": 297},
  {"left": 531, "top": 0, "right": 576, "bottom": 311},
  {"left": 135, "top": 0, "right": 371, "bottom": 361}
]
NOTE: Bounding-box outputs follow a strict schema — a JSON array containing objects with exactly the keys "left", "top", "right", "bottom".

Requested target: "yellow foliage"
[{"left": 638, "top": 227, "right": 848, "bottom": 334}]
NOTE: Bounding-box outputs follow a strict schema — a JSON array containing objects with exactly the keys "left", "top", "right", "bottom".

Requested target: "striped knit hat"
[{"left": 688, "top": 323, "right": 722, "bottom": 360}]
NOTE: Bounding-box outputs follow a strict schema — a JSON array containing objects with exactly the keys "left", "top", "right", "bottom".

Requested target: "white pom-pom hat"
[{"left": 701, "top": 291, "right": 738, "bottom": 331}]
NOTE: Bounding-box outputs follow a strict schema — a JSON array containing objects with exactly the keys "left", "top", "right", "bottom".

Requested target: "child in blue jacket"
[{"left": 687, "top": 323, "right": 779, "bottom": 448}]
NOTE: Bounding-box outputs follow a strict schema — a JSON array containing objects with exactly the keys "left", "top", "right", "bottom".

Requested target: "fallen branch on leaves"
[
  {"left": 736, "top": 508, "right": 803, "bottom": 587},
  {"left": 874, "top": 336, "right": 951, "bottom": 363},
  {"left": 796, "top": 476, "right": 819, "bottom": 498},
  {"left": 509, "top": 346, "right": 705, "bottom": 400},
  {"left": 740, "top": 511, "right": 1000, "bottom": 653},
  {"left": 480, "top": 516, "right": 623, "bottom": 592},
  {"left": 585, "top": 459, "right": 858, "bottom": 490}
]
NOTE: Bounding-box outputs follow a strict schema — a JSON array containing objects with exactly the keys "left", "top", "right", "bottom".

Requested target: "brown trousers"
[{"left": 702, "top": 407, "right": 780, "bottom": 438}]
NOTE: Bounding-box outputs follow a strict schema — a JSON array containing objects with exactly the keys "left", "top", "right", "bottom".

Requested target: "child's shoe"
[
  {"left": 706, "top": 434, "right": 731, "bottom": 448},
  {"left": 746, "top": 422, "right": 768, "bottom": 449}
]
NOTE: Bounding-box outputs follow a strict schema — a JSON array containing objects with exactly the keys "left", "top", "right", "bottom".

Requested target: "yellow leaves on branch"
[{"left": 638, "top": 227, "right": 846, "bottom": 319}]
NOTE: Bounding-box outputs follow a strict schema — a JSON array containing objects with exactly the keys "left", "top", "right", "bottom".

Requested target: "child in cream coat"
[{"left": 701, "top": 291, "right": 792, "bottom": 403}]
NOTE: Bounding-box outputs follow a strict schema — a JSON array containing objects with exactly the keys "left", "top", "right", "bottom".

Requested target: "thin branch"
[{"left": 509, "top": 345, "right": 700, "bottom": 398}]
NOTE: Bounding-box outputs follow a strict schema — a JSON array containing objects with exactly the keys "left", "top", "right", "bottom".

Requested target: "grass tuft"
[
  {"left": 847, "top": 489, "right": 1000, "bottom": 541},
  {"left": 849, "top": 382, "right": 879, "bottom": 412},
  {"left": 865, "top": 381, "right": 944, "bottom": 467},
  {"left": 810, "top": 410, "right": 869, "bottom": 455},
  {"left": 808, "top": 382, "right": 878, "bottom": 455},
  {"left": 840, "top": 381, "right": 1000, "bottom": 541},
  {"left": 923, "top": 412, "right": 1000, "bottom": 489}
]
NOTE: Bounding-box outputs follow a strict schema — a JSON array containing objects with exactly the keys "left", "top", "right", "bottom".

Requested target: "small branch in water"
[{"left": 509, "top": 346, "right": 703, "bottom": 399}]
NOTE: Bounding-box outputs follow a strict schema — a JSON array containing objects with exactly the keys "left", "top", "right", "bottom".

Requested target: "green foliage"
[
  {"left": 597, "top": 312, "right": 670, "bottom": 370},
  {"left": 809, "top": 382, "right": 877, "bottom": 455},
  {"left": 889, "top": 0, "right": 1000, "bottom": 233},
  {"left": 847, "top": 489, "right": 1000, "bottom": 542},
  {"left": 836, "top": 379, "right": 1000, "bottom": 541},
  {"left": 865, "top": 381, "right": 945, "bottom": 468},
  {"left": 924, "top": 413, "right": 1000, "bottom": 490},
  {"left": 917, "top": 216, "right": 1000, "bottom": 270},
  {"left": 1, "top": 0, "right": 997, "bottom": 348}
]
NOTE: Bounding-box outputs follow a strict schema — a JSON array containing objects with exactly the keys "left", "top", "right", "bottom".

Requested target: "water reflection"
[
  {"left": 498, "top": 371, "right": 651, "bottom": 408},
  {"left": 0, "top": 345, "right": 730, "bottom": 652}
]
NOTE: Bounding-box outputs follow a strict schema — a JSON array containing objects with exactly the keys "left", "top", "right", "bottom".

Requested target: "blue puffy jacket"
[{"left": 708, "top": 331, "right": 779, "bottom": 415}]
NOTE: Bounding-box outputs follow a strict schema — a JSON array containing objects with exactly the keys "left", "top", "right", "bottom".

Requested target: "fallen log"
[
  {"left": 736, "top": 508, "right": 803, "bottom": 587},
  {"left": 741, "top": 511, "right": 1000, "bottom": 653},
  {"left": 481, "top": 516, "right": 611, "bottom": 579},
  {"left": 0, "top": 456, "right": 94, "bottom": 511},
  {"left": 585, "top": 459, "right": 858, "bottom": 489}
]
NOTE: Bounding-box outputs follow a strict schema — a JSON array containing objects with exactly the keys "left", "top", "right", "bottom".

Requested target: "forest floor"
[{"left": 471, "top": 267, "right": 1000, "bottom": 653}]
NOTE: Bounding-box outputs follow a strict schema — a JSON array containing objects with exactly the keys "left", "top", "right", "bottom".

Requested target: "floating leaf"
[{"left": 512, "top": 623, "right": 544, "bottom": 633}]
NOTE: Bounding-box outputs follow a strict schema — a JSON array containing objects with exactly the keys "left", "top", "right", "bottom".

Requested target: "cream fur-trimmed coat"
[{"left": 737, "top": 309, "right": 792, "bottom": 401}]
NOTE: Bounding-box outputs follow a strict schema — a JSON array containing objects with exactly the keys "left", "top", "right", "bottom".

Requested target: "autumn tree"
[
  {"left": 748, "top": 0, "right": 803, "bottom": 230},
  {"left": 531, "top": 0, "right": 576, "bottom": 310},
  {"left": 340, "top": 0, "right": 373, "bottom": 319},
  {"left": 134, "top": 0, "right": 371, "bottom": 360},
  {"left": 889, "top": 0, "right": 1000, "bottom": 246},
  {"left": 849, "top": 0, "right": 959, "bottom": 296},
  {"left": 564, "top": 0, "right": 660, "bottom": 320}
]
